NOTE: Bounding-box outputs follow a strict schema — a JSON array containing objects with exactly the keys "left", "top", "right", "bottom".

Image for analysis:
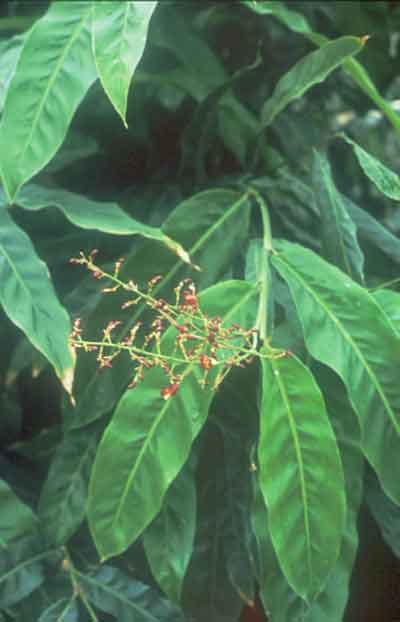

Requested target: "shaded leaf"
[
  {"left": 79, "top": 566, "right": 185, "bottom": 622},
  {"left": 0, "top": 204, "right": 74, "bottom": 392},
  {"left": 93, "top": 1, "right": 157, "bottom": 127},
  {"left": 272, "top": 241, "right": 400, "bottom": 503},
  {"left": 344, "top": 195, "right": 400, "bottom": 264},
  {"left": 342, "top": 134, "right": 400, "bottom": 201},
  {"left": 0, "top": 534, "right": 47, "bottom": 608},
  {"left": 365, "top": 467, "right": 400, "bottom": 558},
  {"left": 0, "top": 479, "right": 38, "bottom": 546},
  {"left": 142, "top": 458, "right": 196, "bottom": 603},
  {"left": 312, "top": 149, "right": 364, "bottom": 282},
  {"left": 38, "top": 597, "right": 79, "bottom": 622},
  {"left": 259, "top": 353, "right": 345, "bottom": 600},
  {"left": 261, "top": 37, "right": 364, "bottom": 128},
  {"left": 0, "top": 2, "right": 96, "bottom": 201},
  {"left": 38, "top": 420, "right": 105, "bottom": 546},
  {"left": 88, "top": 280, "right": 257, "bottom": 559}
]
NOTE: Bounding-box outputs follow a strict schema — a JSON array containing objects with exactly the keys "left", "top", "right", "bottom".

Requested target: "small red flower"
[
  {"left": 199, "top": 354, "right": 215, "bottom": 370},
  {"left": 161, "top": 383, "right": 180, "bottom": 400}
]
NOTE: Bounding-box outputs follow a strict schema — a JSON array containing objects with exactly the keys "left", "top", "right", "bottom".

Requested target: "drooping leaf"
[
  {"left": 142, "top": 458, "right": 196, "bottom": 603},
  {"left": 0, "top": 204, "right": 74, "bottom": 393},
  {"left": 0, "top": 534, "right": 47, "bottom": 608},
  {"left": 38, "top": 420, "right": 105, "bottom": 546},
  {"left": 88, "top": 280, "right": 257, "bottom": 559},
  {"left": 312, "top": 149, "right": 364, "bottom": 283},
  {"left": 78, "top": 566, "right": 185, "bottom": 622},
  {"left": 241, "top": 0, "right": 312, "bottom": 35},
  {"left": 252, "top": 366, "right": 364, "bottom": 622},
  {"left": 365, "top": 467, "right": 400, "bottom": 559},
  {"left": 0, "top": 2, "right": 97, "bottom": 202},
  {"left": 38, "top": 597, "right": 79, "bottom": 622},
  {"left": 261, "top": 36, "right": 364, "bottom": 128},
  {"left": 0, "top": 479, "right": 38, "bottom": 546},
  {"left": 344, "top": 195, "right": 400, "bottom": 264},
  {"left": 93, "top": 1, "right": 157, "bottom": 127},
  {"left": 68, "top": 189, "right": 252, "bottom": 430},
  {"left": 342, "top": 134, "right": 400, "bottom": 201},
  {"left": 258, "top": 353, "right": 345, "bottom": 600},
  {"left": 272, "top": 241, "right": 400, "bottom": 504},
  {"left": 14, "top": 184, "right": 188, "bottom": 257}
]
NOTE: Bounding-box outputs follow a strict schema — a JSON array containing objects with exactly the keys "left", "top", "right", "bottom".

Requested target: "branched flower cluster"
[{"left": 69, "top": 250, "right": 290, "bottom": 400}]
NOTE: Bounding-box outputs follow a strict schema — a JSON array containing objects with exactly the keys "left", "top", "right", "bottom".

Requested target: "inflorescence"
[{"left": 69, "top": 250, "right": 290, "bottom": 400}]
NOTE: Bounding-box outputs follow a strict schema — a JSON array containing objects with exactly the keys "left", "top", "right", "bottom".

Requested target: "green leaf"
[
  {"left": 272, "top": 241, "right": 400, "bottom": 504},
  {"left": 342, "top": 134, "right": 400, "bottom": 201},
  {"left": 38, "top": 597, "right": 79, "bottom": 622},
  {"left": 68, "top": 189, "right": 252, "bottom": 430},
  {"left": 365, "top": 467, "right": 400, "bottom": 558},
  {"left": 259, "top": 353, "right": 345, "bottom": 600},
  {"left": 143, "top": 459, "right": 196, "bottom": 603},
  {"left": 373, "top": 289, "right": 400, "bottom": 333},
  {"left": 0, "top": 2, "right": 96, "bottom": 202},
  {"left": 15, "top": 184, "right": 187, "bottom": 256},
  {"left": 0, "top": 479, "right": 38, "bottom": 546},
  {"left": 0, "top": 534, "right": 47, "bottom": 608},
  {"left": 93, "top": 1, "right": 157, "bottom": 127},
  {"left": 344, "top": 195, "right": 400, "bottom": 264},
  {"left": 0, "top": 204, "right": 74, "bottom": 394},
  {"left": 261, "top": 36, "right": 364, "bottom": 128},
  {"left": 79, "top": 566, "right": 185, "bottom": 622},
  {"left": 181, "top": 424, "right": 244, "bottom": 622},
  {"left": 252, "top": 367, "right": 364, "bottom": 621},
  {"left": 312, "top": 150, "right": 364, "bottom": 283},
  {"left": 242, "top": 0, "right": 311, "bottom": 34},
  {"left": 88, "top": 280, "right": 257, "bottom": 559},
  {"left": 0, "top": 33, "right": 26, "bottom": 112},
  {"left": 38, "top": 420, "right": 104, "bottom": 546}
]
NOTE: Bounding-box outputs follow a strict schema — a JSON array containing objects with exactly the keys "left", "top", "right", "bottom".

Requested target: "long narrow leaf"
[
  {"left": 93, "top": 1, "right": 157, "bottom": 127},
  {"left": 0, "top": 2, "right": 96, "bottom": 201},
  {"left": 0, "top": 204, "right": 74, "bottom": 394},
  {"left": 261, "top": 36, "right": 364, "bottom": 128},
  {"left": 272, "top": 241, "right": 400, "bottom": 504},
  {"left": 259, "top": 353, "right": 345, "bottom": 600},
  {"left": 88, "top": 280, "right": 257, "bottom": 559},
  {"left": 312, "top": 149, "right": 364, "bottom": 282}
]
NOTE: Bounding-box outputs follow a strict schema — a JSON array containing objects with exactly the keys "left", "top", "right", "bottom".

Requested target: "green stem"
[
  {"left": 62, "top": 548, "right": 98, "bottom": 622},
  {"left": 369, "top": 276, "right": 400, "bottom": 292},
  {"left": 249, "top": 189, "right": 273, "bottom": 344}
]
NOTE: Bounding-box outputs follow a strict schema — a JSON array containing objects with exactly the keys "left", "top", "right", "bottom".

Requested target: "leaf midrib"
[
  {"left": 269, "top": 357, "right": 313, "bottom": 587},
  {"left": 110, "top": 285, "right": 256, "bottom": 531},
  {"left": 274, "top": 253, "right": 400, "bottom": 438}
]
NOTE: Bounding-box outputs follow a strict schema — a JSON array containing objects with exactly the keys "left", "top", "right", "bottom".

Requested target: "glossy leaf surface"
[
  {"left": 272, "top": 241, "right": 400, "bottom": 503},
  {"left": 0, "top": 204, "right": 74, "bottom": 392},
  {"left": 88, "top": 280, "right": 257, "bottom": 559},
  {"left": 261, "top": 36, "right": 364, "bottom": 128},
  {"left": 259, "top": 353, "right": 345, "bottom": 600},
  {"left": 0, "top": 2, "right": 96, "bottom": 201},
  {"left": 93, "top": 2, "right": 157, "bottom": 127},
  {"left": 312, "top": 149, "right": 364, "bottom": 282}
]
